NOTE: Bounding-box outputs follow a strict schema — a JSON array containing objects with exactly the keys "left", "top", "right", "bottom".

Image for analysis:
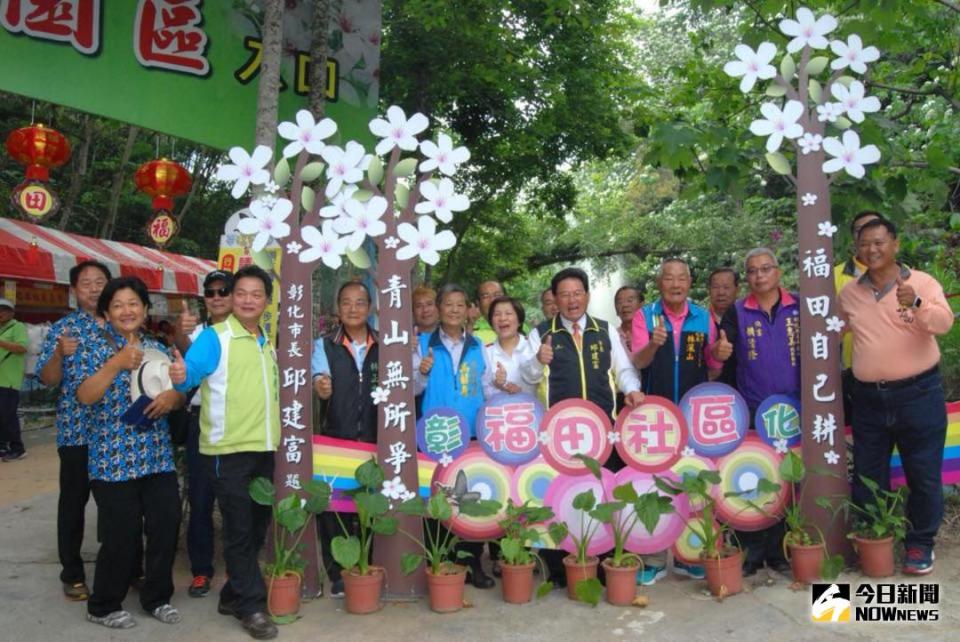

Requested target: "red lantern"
[
  {"left": 5, "top": 123, "right": 72, "bottom": 182},
  {"left": 134, "top": 158, "right": 192, "bottom": 212},
  {"left": 135, "top": 158, "right": 191, "bottom": 248}
]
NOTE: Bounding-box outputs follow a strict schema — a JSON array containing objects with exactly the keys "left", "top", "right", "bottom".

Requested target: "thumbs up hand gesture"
[
  {"left": 537, "top": 334, "right": 554, "bottom": 365},
  {"left": 314, "top": 373, "right": 332, "bottom": 400},
  {"left": 177, "top": 299, "right": 199, "bottom": 336},
  {"left": 169, "top": 348, "right": 187, "bottom": 385},
  {"left": 650, "top": 315, "right": 668, "bottom": 347},
  {"left": 895, "top": 278, "right": 917, "bottom": 309},
  {"left": 494, "top": 361, "right": 508, "bottom": 388},
  {"left": 712, "top": 329, "right": 733, "bottom": 362},
  {"left": 419, "top": 348, "right": 435, "bottom": 375}
]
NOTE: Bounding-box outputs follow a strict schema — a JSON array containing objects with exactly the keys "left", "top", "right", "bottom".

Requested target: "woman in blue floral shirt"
[{"left": 76, "top": 277, "right": 185, "bottom": 630}]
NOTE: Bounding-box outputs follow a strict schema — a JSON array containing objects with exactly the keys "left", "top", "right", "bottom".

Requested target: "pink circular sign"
[
  {"left": 614, "top": 396, "right": 687, "bottom": 473},
  {"left": 613, "top": 468, "right": 689, "bottom": 554},
  {"left": 538, "top": 399, "right": 612, "bottom": 475},
  {"left": 543, "top": 471, "right": 615, "bottom": 557}
]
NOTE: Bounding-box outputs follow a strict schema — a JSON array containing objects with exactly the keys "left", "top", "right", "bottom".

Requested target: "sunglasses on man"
[{"left": 204, "top": 287, "right": 232, "bottom": 298}]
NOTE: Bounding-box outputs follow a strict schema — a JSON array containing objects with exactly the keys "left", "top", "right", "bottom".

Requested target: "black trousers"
[
  {"left": 0, "top": 386, "right": 23, "bottom": 455},
  {"left": 319, "top": 511, "right": 360, "bottom": 583},
  {"left": 736, "top": 521, "right": 787, "bottom": 566},
  {"left": 58, "top": 445, "right": 91, "bottom": 583},
  {"left": 88, "top": 472, "right": 181, "bottom": 617},
  {"left": 202, "top": 451, "right": 274, "bottom": 618}
]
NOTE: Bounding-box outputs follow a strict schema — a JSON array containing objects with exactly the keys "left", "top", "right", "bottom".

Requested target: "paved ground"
[{"left": 1, "top": 419, "right": 958, "bottom": 641}]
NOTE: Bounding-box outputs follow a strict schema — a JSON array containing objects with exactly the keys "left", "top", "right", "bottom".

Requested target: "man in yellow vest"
[{"left": 171, "top": 265, "right": 280, "bottom": 640}]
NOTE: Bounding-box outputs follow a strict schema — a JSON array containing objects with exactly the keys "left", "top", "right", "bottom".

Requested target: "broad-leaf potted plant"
[
  {"left": 496, "top": 499, "right": 556, "bottom": 604},
  {"left": 549, "top": 456, "right": 619, "bottom": 604},
  {"left": 397, "top": 489, "right": 500, "bottom": 613},
  {"left": 249, "top": 477, "right": 331, "bottom": 618},
  {"left": 655, "top": 469, "right": 742, "bottom": 597},
  {"left": 776, "top": 452, "right": 844, "bottom": 583},
  {"left": 816, "top": 475, "right": 909, "bottom": 578},
  {"left": 330, "top": 458, "right": 398, "bottom": 614},
  {"left": 601, "top": 481, "right": 675, "bottom": 606}
]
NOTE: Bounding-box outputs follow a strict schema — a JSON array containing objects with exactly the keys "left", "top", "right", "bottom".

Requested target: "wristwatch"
[{"left": 913, "top": 297, "right": 922, "bottom": 309}]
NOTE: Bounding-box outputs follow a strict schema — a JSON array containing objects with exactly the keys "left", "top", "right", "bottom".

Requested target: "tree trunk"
[
  {"left": 59, "top": 114, "right": 94, "bottom": 231},
  {"left": 175, "top": 151, "right": 216, "bottom": 227},
  {"left": 254, "top": 0, "right": 284, "bottom": 150},
  {"left": 99, "top": 125, "right": 139, "bottom": 239},
  {"left": 308, "top": 0, "right": 331, "bottom": 118}
]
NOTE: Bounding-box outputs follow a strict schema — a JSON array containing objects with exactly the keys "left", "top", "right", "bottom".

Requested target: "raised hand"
[
  {"left": 650, "top": 315, "right": 668, "bottom": 347},
  {"left": 57, "top": 330, "right": 79, "bottom": 357},
  {"left": 712, "top": 329, "right": 733, "bottom": 362},
  {"left": 419, "top": 348, "right": 435, "bottom": 375},
  {"left": 494, "top": 361, "right": 508, "bottom": 388},
  {"left": 168, "top": 348, "right": 186, "bottom": 385},
  {"left": 115, "top": 342, "right": 144, "bottom": 371},
  {"left": 537, "top": 334, "right": 554, "bottom": 365},
  {"left": 895, "top": 278, "right": 917, "bottom": 309},
  {"left": 177, "top": 299, "right": 199, "bottom": 337}
]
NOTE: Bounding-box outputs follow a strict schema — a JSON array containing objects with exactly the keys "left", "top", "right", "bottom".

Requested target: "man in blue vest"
[
  {"left": 713, "top": 248, "right": 799, "bottom": 577},
  {"left": 312, "top": 281, "right": 379, "bottom": 598},
  {"left": 630, "top": 258, "right": 723, "bottom": 583}
]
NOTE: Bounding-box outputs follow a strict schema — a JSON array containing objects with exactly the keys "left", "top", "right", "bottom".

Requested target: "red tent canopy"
[{"left": 0, "top": 217, "right": 216, "bottom": 295}]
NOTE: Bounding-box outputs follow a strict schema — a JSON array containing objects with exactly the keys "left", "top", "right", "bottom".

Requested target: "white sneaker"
[
  {"left": 151, "top": 604, "right": 182, "bottom": 624},
  {"left": 87, "top": 610, "right": 137, "bottom": 629}
]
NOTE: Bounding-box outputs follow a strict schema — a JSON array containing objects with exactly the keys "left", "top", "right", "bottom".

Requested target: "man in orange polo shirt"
[{"left": 838, "top": 217, "right": 954, "bottom": 575}]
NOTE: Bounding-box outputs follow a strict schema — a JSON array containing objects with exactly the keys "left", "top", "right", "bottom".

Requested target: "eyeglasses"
[
  {"left": 204, "top": 287, "right": 232, "bottom": 298},
  {"left": 745, "top": 265, "right": 777, "bottom": 277}
]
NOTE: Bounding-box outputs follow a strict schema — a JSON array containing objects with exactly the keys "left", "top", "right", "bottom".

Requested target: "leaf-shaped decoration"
[
  {"left": 367, "top": 155, "right": 384, "bottom": 186},
  {"left": 273, "top": 157, "right": 291, "bottom": 186},
  {"left": 780, "top": 54, "right": 796, "bottom": 80},
  {"left": 395, "top": 183, "right": 410, "bottom": 209},
  {"left": 299, "top": 162, "right": 325, "bottom": 182},
  {"left": 346, "top": 246, "right": 371, "bottom": 268},
  {"left": 835, "top": 116, "right": 853, "bottom": 130},
  {"left": 765, "top": 83, "right": 787, "bottom": 97},
  {"left": 765, "top": 152, "right": 793, "bottom": 175},
  {"left": 808, "top": 79, "right": 823, "bottom": 104},
  {"left": 836, "top": 76, "right": 855, "bottom": 88},
  {"left": 353, "top": 189, "right": 374, "bottom": 202},
  {"left": 805, "top": 56, "right": 828, "bottom": 76},
  {"left": 394, "top": 157, "right": 418, "bottom": 177},
  {"left": 301, "top": 185, "right": 316, "bottom": 212}
]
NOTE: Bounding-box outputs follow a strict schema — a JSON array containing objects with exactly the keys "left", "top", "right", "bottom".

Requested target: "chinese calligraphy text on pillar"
[
  {"left": 724, "top": 7, "right": 885, "bottom": 559},
  {"left": 215, "top": 106, "right": 470, "bottom": 598}
]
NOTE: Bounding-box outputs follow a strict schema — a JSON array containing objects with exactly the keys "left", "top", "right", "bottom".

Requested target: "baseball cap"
[
  {"left": 203, "top": 270, "right": 234, "bottom": 290},
  {"left": 0, "top": 298, "right": 14, "bottom": 310}
]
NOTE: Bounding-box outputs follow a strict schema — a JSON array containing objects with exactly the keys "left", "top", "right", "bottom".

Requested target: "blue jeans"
[
  {"left": 851, "top": 368, "right": 947, "bottom": 552},
  {"left": 186, "top": 412, "right": 216, "bottom": 578}
]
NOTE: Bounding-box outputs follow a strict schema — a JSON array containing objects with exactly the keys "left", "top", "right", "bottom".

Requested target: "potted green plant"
[
  {"left": 545, "top": 457, "right": 617, "bottom": 604},
  {"left": 249, "top": 477, "right": 331, "bottom": 619},
  {"left": 496, "top": 499, "right": 556, "bottom": 604},
  {"left": 654, "top": 470, "right": 742, "bottom": 597},
  {"left": 330, "top": 458, "right": 398, "bottom": 614},
  {"left": 775, "top": 452, "right": 844, "bottom": 583},
  {"left": 397, "top": 489, "right": 500, "bottom": 613},
  {"left": 816, "top": 475, "right": 909, "bottom": 578},
  {"left": 601, "top": 481, "right": 675, "bottom": 606}
]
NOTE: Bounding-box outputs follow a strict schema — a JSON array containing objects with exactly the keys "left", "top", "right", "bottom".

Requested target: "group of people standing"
[{"left": 12, "top": 209, "right": 953, "bottom": 639}]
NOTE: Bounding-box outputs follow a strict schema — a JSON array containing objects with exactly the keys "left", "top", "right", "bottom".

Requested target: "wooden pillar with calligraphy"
[
  {"left": 216, "top": 106, "right": 470, "bottom": 599},
  {"left": 723, "top": 8, "right": 888, "bottom": 560}
]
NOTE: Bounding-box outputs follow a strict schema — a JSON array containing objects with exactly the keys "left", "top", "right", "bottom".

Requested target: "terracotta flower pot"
[
  {"left": 788, "top": 543, "right": 825, "bottom": 584},
  {"left": 426, "top": 565, "right": 467, "bottom": 613},
  {"left": 602, "top": 559, "right": 639, "bottom": 606},
  {"left": 267, "top": 572, "right": 301, "bottom": 616},
  {"left": 500, "top": 561, "right": 535, "bottom": 604},
  {"left": 702, "top": 550, "right": 742, "bottom": 597},
  {"left": 562, "top": 555, "right": 599, "bottom": 601},
  {"left": 853, "top": 535, "right": 894, "bottom": 578},
  {"left": 342, "top": 566, "right": 384, "bottom": 615}
]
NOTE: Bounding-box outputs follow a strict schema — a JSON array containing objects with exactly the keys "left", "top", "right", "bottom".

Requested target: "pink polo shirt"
[{"left": 838, "top": 267, "right": 954, "bottom": 382}]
